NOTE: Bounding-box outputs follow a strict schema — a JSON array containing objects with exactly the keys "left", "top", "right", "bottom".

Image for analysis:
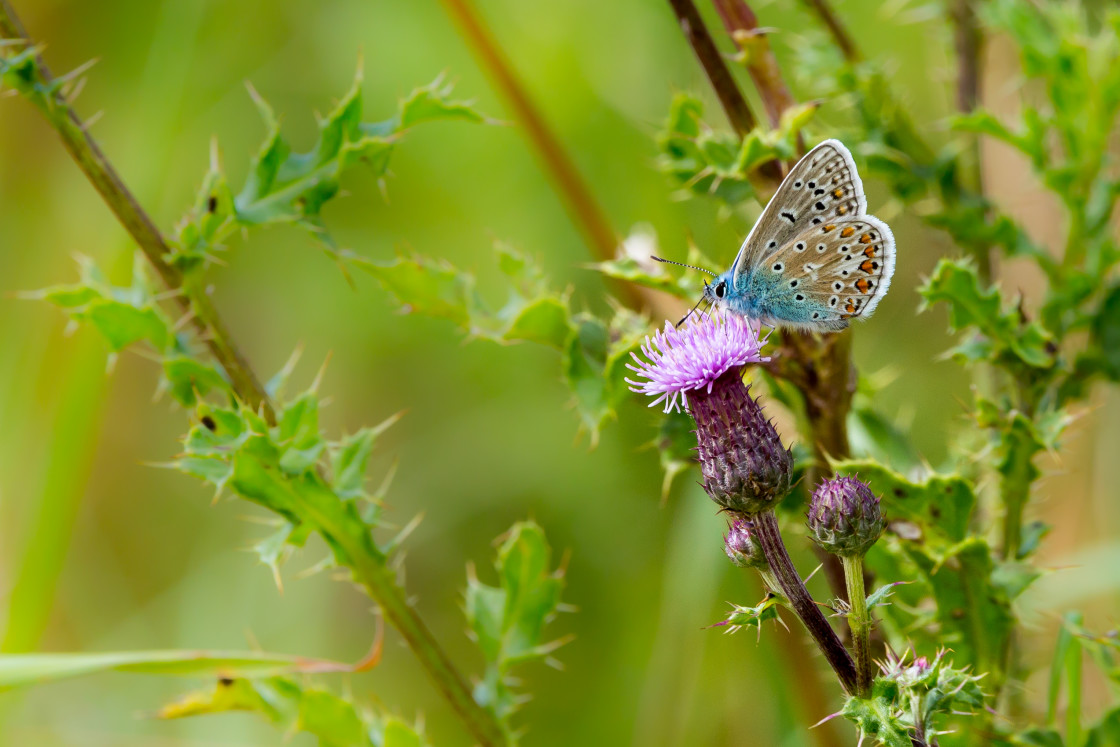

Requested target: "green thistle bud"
[
  {"left": 724, "top": 519, "right": 767, "bottom": 570},
  {"left": 807, "top": 475, "right": 885, "bottom": 557}
]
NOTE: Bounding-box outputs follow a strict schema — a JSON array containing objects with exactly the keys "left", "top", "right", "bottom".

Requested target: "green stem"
[
  {"left": 841, "top": 554, "right": 873, "bottom": 697},
  {"left": 753, "top": 511, "right": 858, "bottom": 695}
]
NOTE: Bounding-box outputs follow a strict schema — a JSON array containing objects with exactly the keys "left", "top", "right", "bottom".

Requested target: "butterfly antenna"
[
  {"left": 651, "top": 255, "right": 716, "bottom": 276},
  {"left": 676, "top": 288, "right": 709, "bottom": 328}
]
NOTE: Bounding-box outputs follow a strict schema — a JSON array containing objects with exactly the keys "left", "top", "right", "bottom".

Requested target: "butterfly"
[{"left": 656, "top": 140, "right": 895, "bottom": 332}]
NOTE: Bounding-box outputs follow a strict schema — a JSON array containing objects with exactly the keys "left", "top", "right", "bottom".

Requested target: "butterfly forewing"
[
  {"left": 764, "top": 215, "right": 896, "bottom": 326},
  {"left": 732, "top": 140, "right": 867, "bottom": 283}
]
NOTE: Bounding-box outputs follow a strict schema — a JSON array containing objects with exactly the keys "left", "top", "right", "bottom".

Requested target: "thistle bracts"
[
  {"left": 841, "top": 650, "right": 985, "bottom": 746},
  {"left": 808, "top": 475, "right": 886, "bottom": 558},
  {"left": 724, "top": 518, "right": 767, "bottom": 570},
  {"left": 691, "top": 374, "right": 793, "bottom": 515}
]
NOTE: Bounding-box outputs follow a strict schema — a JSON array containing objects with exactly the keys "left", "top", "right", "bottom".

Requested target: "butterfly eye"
[{"left": 715, "top": 283, "right": 726, "bottom": 299}]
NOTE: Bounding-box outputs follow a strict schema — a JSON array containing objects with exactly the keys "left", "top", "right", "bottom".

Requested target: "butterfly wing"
[
  {"left": 751, "top": 215, "right": 896, "bottom": 329},
  {"left": 731, "top": 140, "right": 867, "bottom": 282}
]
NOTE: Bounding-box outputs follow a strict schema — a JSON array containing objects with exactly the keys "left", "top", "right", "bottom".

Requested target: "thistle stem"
[
  {"left": 841, "top": 554, "right": 873, "bottom": 697},
  {"left": 753, "top": 511, "right": 858, "bottom": 695}
]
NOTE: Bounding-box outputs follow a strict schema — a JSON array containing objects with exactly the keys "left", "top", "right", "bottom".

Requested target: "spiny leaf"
[
  {"left": 903, "top": 537, "right": 1013, "bottom": 675},
  {"left": 713, "top": 593, "right": 785, "bottom": 637},
  {"left": 175, "top": 382, "right": 397, "bottom": 581},
  {"left": 656, "top": 93, "right": 816, "bottom": 206},
  {"left": 170, "top": 71, "right": 487, "bottom": 268},
  {"left": 921, "top": 258, "right": 1055, "bottom": 371},
  {"left": 161, "top": 676, "right": 428, "bottom": 747},
  {"left": 358, "top": 246, "right": 644, "bottom": 439},
  {"left": 465, "top": 521, "right": 566, "bottom": 727},
  {"left": 29, "top": 255, "right": 175, "bottom": 354}
]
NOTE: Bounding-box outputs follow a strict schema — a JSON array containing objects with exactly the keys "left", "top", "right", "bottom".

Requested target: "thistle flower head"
[
  {"left": 628, "top": 313, "right": 788, "bottom": 514},
  {"left": 626, "top": 312, "right": 769, "bottom": 414},
  {"left": 724, "top": 519, "right": 767, "bottom": 570},
  {"left": 807, "top": 475, "right": 886, "bottom": 557}
]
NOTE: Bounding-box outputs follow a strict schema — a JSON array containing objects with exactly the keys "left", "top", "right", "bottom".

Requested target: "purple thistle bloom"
[
  {"left": 628, "top": 312, "right": 789, "bottom": 515},
  {"left": 625, "top": 312, "right": 769, "bottom": 414}
]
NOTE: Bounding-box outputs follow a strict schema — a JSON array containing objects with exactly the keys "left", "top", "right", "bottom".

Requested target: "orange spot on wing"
[
  {"left": 845, "top": 302, "right": 856, "bottom": 313},
  {"left": 838, "top": 206, "right": 848, "bottom": 214},
  {"left": 840, "top": 226, "right": 855, "bottom": 238},
  {"left": 859, "top": 233, "right": 873, "bottom": 243},
  {"left": 859, "top": 260, "right": 875, "bottom": 274},
  {"left": 855, "top": 278, "right": 870, "bottom": 293},
  {"left": 823, "top": 224, "right": 836, "bottom": 232},
  {"left": 833, "top": 188, "right": 844, "bottom": 198},
  {"left": 863, "top": 245, "right": 876, "bottom": 257}
]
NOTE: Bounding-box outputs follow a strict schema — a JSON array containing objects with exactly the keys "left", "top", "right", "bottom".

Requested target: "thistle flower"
[
  {"left": 807, "top": 475, "right": 886, "bottom": 557},
  {"left": 725, "top": 519, "right": 767, "bottom": 570},
  {"left": 626, "top": 312, "right": 769, "bottom": 414},
  {"left": 627, "top": 312, "right": 789, "bottom": 515}
]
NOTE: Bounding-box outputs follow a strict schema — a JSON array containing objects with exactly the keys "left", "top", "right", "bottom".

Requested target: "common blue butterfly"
[{"left": 658, "top": 140, "right": 896, "bottom": 332}]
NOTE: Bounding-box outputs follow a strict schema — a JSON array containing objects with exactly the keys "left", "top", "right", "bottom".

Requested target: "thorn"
[
  {"left": 83, "top": 109, "right": 104, "bottom": 130},
  {"left": 310, "top": 350, "right": 333, "bottom": 393}
]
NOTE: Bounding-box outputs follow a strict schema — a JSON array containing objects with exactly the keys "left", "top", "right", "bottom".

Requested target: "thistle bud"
[
  {"left": 724, "top": 519, "right": 767, "bottom": 570},
  {"left": 807, "top": 475, "right": 885, "bottom": 557}
]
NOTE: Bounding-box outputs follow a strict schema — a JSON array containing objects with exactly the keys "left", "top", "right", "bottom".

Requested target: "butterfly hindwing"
[
  {"left": 731, "top": 140, "right": 866, "bottom": 282},
  {"left": 760, "top": 215, "right": 896, "bottom": 329}
]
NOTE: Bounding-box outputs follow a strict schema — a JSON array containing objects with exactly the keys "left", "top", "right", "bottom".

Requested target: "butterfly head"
[{"left": 703, "top": 272, "right": 733, "bottom": 309}]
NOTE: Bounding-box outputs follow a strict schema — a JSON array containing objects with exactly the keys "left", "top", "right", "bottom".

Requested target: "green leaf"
[
  {"left": 170, "top": 70, "right": 486, "bottom": 266},
  {"left": 905, "top": 537, "right": 1013, "bottom": 674},
  {"left": 465, "top": 522, "right": 566, "bottom": 725},
  {"left": 161, "top": 676, "right": 426, "bottom": 747},
  {"left": 398, "top": 75, "right": 487, "bottom": 128},
  {"left": 865, "top": 581, "right": 906, "bottom": 610},
  {"left": 175, "top": 385, "right": 393, "bottom": 581},
  {"left": 921, "top": 258, "right": 1055, "bottom": 371},
  {"left": 161, "top": 356, "right": 231, "bottom": 407},
  {"left": 1014, "top": 729, "right": 1065, "bottom": 747},
  {"left": 1086, "top": 707, "right": 1120, "bottom": 747},
  {"left": 355, "top": 254, "right": 477, "bottom": 328},
  {"left": 714, "top": 593, "right": 785, "bottom": 636},
  {"left": 655, "top": 93, "right": 817, "bottom": 207},
  {"left": 653, "top": 408, "right": 697, "bottom": 501},
  {"left": 0, "top": 650, "right": 347, "bottom": 690},
  {"left": 29, "top": 255, "right": 176, "bottom": 354}
]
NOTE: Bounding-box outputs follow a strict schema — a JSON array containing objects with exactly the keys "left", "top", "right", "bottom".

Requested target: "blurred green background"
[{"left": 1, "top": 0, "right": 1117, "bottom": 744}]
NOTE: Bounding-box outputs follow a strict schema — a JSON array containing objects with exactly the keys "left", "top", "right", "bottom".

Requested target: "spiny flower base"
[{"left": 690, "top": 371, "right": 792, "bottom": 516}]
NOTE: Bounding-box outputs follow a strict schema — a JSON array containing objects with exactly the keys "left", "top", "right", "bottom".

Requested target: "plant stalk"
[
  {"left": 841, "top": 554, "right": 872, "bottom": 697},
  {"left": 437, "top": 1, "right": 634, "bottom": 284},
  {"left": 753, "top": 511, "right": 858, "bottom": 695},
  {"left": 800, "top": 0, "right": 861, "bottom": 63}
]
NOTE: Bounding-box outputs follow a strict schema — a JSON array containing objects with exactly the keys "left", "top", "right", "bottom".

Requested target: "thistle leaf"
[{"left": 465, "top": 521, "right": 566, "bottom": 728}]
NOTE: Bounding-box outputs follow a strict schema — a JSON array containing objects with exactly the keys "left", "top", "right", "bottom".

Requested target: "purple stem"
[{"left": 753, "top": 510, "right": 858, "bottom": 695}]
